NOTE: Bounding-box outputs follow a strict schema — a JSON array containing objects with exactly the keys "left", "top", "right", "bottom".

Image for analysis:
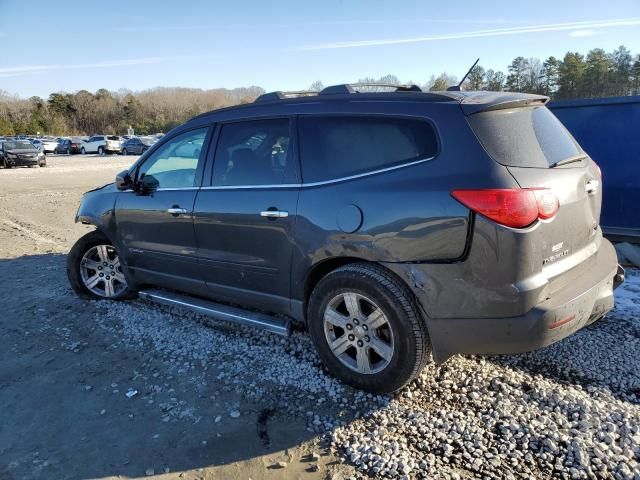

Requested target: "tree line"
[{"left": 1, "top": 45, "right": 638, "bottom": 137}]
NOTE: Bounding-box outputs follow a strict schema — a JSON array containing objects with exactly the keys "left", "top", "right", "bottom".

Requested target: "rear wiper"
[{"left": 550, "top": 154, "right": 587, "bottom": 168}]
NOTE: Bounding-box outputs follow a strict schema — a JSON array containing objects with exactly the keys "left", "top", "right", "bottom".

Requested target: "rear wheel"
[
  {"left": 308, "top": 263, "right": 430, "bottom": 393},
  {"left": 97, "top": 146, "right": 104, "bottom": 155},
  {"left": 121, "top": 148, "right": 128, "bottom": 155},
  {"left": 80, "top": 147, "right": 86, "bottom": 154},
  {"left": 67, "top": 230, "right": 135, "bottom": 300}
]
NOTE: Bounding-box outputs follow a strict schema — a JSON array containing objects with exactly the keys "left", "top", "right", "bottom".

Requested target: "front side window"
[
  {"left": 137, "top": 128, "right": 208, "bottom": 188},
  {"left": 298, "top": 115, "right": 439, "bottom": 183},
  {"left": 212, "top": 118, "right": 293, "bottom": 186}
]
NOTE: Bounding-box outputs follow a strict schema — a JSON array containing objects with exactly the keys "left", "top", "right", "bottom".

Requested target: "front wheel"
[
  {"left": 308, "top": 263, "right": 430, "bottom": 393},
  {"left": 67, "top": 230, "right": 135, "bottom": 300},
  {"left": 121, "top": 148, "right": 128, "bottom": 155}
]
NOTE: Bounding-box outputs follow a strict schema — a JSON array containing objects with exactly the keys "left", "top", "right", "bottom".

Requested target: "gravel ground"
[{"left": 1, "top": 155, "right": 638, "bottom": 480}]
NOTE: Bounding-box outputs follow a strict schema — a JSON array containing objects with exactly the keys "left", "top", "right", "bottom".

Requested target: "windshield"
[
  {"left": 467, "top": 106, "right": 582, "bottom": 168},
  {"left": 4, "top": 141, "right": 34, "bottom": 150}
]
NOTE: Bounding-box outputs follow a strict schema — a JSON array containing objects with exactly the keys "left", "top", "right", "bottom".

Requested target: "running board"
[{"left": 138, "top": 289, "right": 291, "bottom": 336}]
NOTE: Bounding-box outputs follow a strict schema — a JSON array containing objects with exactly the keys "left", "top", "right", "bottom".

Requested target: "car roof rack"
[
  {"left": 320, "top": 83, "right": 423, "bottom": 95},
  {"left": 254, "top": 90, "right": 318, "bottom": 103}
]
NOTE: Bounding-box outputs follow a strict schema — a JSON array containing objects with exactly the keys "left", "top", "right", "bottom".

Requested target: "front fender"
[{"left": 75, "top": 183, "right": 119, "bottom": 244}]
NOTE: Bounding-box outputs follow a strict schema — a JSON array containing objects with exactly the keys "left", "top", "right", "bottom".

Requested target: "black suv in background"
[{"left": 67, "top": 84, "right": 623, "bottom": 393}]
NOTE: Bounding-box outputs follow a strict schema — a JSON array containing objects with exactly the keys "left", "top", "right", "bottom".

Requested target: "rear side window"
[
  {"left": 467, "top": 106, "right": 582, "bottom": 168},
  {"left": 298, "top": 116, "right": 438, "bottom": 183},
  {"left": 212, "top": 118, "right": 294, "bottom": 186}
]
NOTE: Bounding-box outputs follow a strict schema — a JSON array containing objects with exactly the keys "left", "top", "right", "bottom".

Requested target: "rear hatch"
[
  {"left": 107, "top": 136, "right": 121, "bottom": 150},
  {"left": 468, "top": 105, "right": 602, "bottom": 291}
]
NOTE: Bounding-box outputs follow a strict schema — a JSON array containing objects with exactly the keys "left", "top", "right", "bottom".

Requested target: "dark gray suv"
[{"left": 67, "top": 84, "right": 624, "bottom": 393}]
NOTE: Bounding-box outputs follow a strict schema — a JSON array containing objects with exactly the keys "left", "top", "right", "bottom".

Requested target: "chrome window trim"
[
  {"left": 302, "top": 156, "right": 435, "bottom": 187},
  {"left": 199, "top": 155, "right": 435, "bottom": 190}
]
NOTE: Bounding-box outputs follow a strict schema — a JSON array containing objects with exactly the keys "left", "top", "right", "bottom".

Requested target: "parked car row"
[{"left": 0, "top": 134, "right": 161, "bottom": 158}]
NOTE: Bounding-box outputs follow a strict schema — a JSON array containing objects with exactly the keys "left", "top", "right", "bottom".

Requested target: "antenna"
[{"left": 447, "top": 58, "right": 480, "bottom": 91}]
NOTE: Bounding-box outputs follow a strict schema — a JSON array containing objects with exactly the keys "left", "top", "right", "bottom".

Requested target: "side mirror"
[
  {"left": 115, "top": 170, "right": 132, "bottom": 191},
  {"left": 137, "top": 174, "right": 159, "bottom": 196}
]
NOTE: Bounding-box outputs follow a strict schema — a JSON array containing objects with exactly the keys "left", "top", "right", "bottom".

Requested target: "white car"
[
  {"left": 42, "top": 138, "right": 59, "bottom": 153},
  {"left": 80, "top": 135, "right": 122, "bottom": 155}
]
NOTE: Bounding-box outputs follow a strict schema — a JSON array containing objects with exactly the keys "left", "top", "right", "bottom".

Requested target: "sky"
[{"left": 1, "top": 0, "right": 639, "bottom": 98}]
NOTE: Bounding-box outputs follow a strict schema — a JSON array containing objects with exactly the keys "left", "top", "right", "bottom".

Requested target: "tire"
[
  {"left": 66, "top": 148, "right": 71, "bottom": 155},
  {"left": 121, "top": 148, "right": 127, "bottom": 156},
  {"left": 308, "top": 263, "right": 430, "bottom": 393},
  {"left": 97, "top": 146, "right": 104, "bottom": 155},
  {"left": 67, "top": 230, "right": 136, "bottom": 300},
  {"left": 80, "top": 147, "right": 86, "bottom": 154}
]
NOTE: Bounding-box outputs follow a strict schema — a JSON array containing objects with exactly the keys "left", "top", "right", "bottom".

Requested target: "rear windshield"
[{"left": 467, "top": 106, "right": 582, "bottom": 168}]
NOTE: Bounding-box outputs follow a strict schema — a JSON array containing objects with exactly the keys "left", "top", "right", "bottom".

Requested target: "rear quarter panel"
[{"left": 290, "top": 102, "right": 518, "bottom": 302}]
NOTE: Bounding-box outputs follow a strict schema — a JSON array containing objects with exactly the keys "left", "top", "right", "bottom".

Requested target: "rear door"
[
  {"left": 115, "top": 127, "right": 211, "bottom": 291},
  {"left": 467, "top": 105, "right": 602, "bottom": 282},
  {"left": 193, "top": 117, "right": 299, "bottom": 314}
]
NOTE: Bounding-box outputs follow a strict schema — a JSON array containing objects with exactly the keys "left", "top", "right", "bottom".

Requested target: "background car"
[
  {"left": 42, "top": 138, "right": 59, "bottom": 153},
  {"left": 28, "top": 139, "right": 44, "bottom": 150},
  {"left": 121, "top": 137, "right": 154, "bottom": 155},
  {"left": 80, "top": 135, "right": 122, "bottom": 155},
  {"left": 0, "top": 139, "right": 47, "bottom": 168},
  {"left": 55, "top": 139, "right": 73, "bottom": 154},
  {"left": 70, "top": 137, "right": 88, "bottom": 154}
]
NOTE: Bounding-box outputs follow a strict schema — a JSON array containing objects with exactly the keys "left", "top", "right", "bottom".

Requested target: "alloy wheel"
[
  {"left": 79, "top": 244, "right": 127, "bottom": 298},
  {"left": 323, "top": 292, "right": 395, "bottom": 374}
]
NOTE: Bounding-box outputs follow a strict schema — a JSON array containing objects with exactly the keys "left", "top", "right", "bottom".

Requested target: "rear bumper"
[{"left": 424, "top": 240, "right": 621, "bottom": 362}]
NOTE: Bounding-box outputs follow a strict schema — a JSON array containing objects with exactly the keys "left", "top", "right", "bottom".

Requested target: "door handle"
[
  {"left": 167, "top": 207, "right": 188, "bottom": 215},
  {"left": 260, "top": 210, "right": 289, "bottom": 218}
]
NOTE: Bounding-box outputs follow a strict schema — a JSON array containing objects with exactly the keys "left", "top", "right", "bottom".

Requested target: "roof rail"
[
  {"left": 254, "top": 90, "right": 318, "bottom": 103},
  {"left": 320, "top": 83, "right": 422, "bottom": 95}
]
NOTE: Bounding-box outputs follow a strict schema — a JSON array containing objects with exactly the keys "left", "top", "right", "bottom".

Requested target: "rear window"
[
  {"left": 467, "top": 106, "right": 582, "bottom": 168},
  {"left": 298, "top": 116, "right": 438, "bottom": 183}
]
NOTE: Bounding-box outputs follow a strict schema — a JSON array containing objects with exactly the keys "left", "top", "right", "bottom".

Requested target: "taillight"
[
  {"left": 532, "top": 189, "right": 559, "bottom": 220},
  {"left": 451, "top": 188, "right": 558, "bottom": 228}
]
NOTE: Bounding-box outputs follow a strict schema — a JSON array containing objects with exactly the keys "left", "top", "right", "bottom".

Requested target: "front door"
[
  {"left": 193, "top": 118, "right": 299, "bottom": 315},
  {"left": 115, "top": 127, "right": 211, "bottom": 291}
]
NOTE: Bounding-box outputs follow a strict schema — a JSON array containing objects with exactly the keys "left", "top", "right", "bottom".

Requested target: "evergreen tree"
[
  {"left": 506, "top": 57, "right": 529, "bottom": 92},
  {"left": 557, "top": 52, "right": 586, "bottom": 99},
  {"left": 541, "top": 56, "right": 561, "bottom": 97}
]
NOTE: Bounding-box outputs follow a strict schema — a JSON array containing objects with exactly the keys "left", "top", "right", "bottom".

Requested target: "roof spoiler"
[{"left": 461, "top": 95, "right": 549, "bottom": 115}]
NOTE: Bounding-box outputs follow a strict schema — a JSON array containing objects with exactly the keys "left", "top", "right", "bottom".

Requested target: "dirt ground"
[
  {"left": 2, "top": 154, "right": 639, "bottom": 480},
  {"left": 0, "top": 155, "right": 355, "bottom": 480}
]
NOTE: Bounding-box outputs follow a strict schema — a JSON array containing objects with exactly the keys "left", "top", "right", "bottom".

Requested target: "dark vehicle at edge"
[
  {"left": 66, "top": 85, "right": 624, "bottom": 393},
  {"left": 1, "top": 140, "right": 47, "bottom": 168},
  {"left": 55, "top": 139, "right": 74, "bottom": 154}
]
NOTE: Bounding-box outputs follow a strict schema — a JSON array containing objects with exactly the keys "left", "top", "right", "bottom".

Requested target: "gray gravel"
[{"left": 92, "top": 268, "right": 640, "bottom": 479}]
